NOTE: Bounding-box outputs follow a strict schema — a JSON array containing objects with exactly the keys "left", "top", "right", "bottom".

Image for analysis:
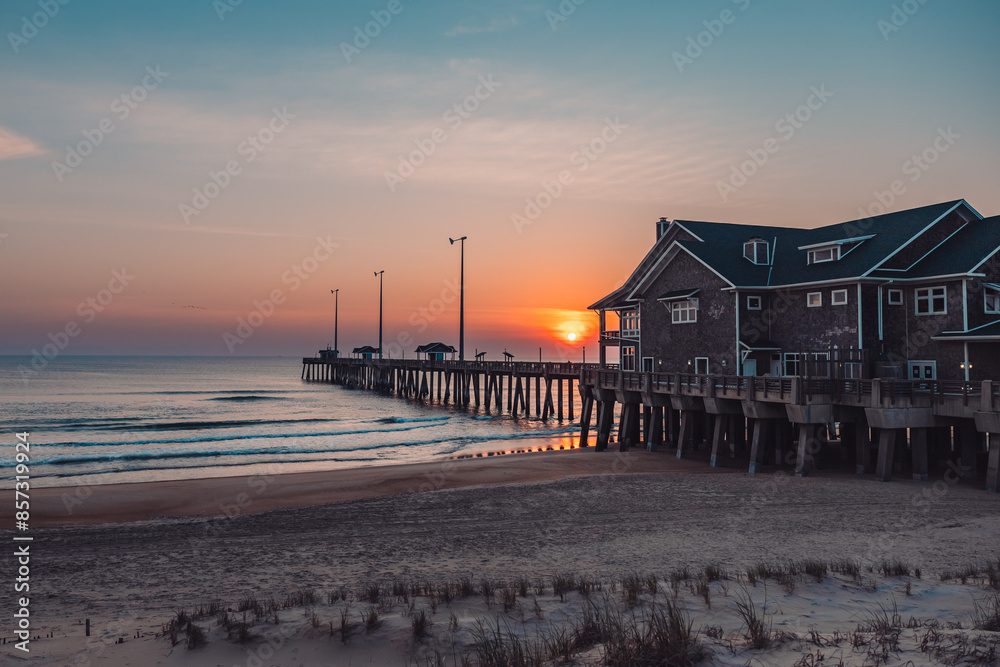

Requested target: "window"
[
  {"left": 621, "top": 346, "right": 636, "bottom": 372},
  {"left": 914, "top": 286, "right": 946, "bottom": 315},
  {"left": 831, "top": 289, "right": 848, "bottom": 306},
  {"left": 743, "top": 238, "right": 769, "bottom": 265},
  {"left": 694, "top": 357, "right": 709, "bottom": 375},
  {"left": 844, "top": 362, "right": 863, "bottom": 379},
  {"left": 807, "top": 246, "right": 840, "bottom": 264},
  {"left": 783, "top": 352, "right": 800, "bottom": 376},
  {"left": 908, "top": 360, "right": 936, "bottom": 381},
  {"left": 807, "top": 292, "right": 822, "bottom": 308},
  {"left": 671, "top": 299, "right": 698, "bottom": 324},
  {"left": 887, "top": 289, "right": 903, "bottom": 305},
  {"left": 986, "top": 288, "right": 1000, "bottom": 315},
  {"left": 621, "top": 310, "right": 640, "bottom": 335},
  {"left": 747, "top": 295, "right": 762, "bottom": 310}
]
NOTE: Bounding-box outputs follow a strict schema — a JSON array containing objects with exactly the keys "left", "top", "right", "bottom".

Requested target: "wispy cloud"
[
  {"left": 445, "top": 15, "right": 519, "bottom": 37},
  {"left": 0, "top": 126, "right": 44, "bottom": 161}
]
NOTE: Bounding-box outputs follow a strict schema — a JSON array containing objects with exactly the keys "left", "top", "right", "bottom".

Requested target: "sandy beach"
[{"left": 4, "top": 448, "right": 1000, "bottom": 665}]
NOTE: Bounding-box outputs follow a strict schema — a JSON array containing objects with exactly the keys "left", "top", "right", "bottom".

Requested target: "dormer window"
[
  {"left": 807, "top": 246, "right": 840, "bottom": 264},
  {"left": 985, "top": 284, "right": 1000, "bottom": 314},
  {"left": 743, "top": 237, "right": 769, "bottom": 265},
  {"left": 799, "top": 234, "right": 874, "bottom": 265}
]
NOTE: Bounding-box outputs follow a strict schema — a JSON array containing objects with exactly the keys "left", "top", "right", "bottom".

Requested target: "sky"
[{"left": 1, "top": 0, "right": 999, "bottom": 360}]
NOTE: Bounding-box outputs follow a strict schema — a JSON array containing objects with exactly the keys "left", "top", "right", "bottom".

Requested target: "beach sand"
[{"left": 4, "top": 448, "right": 999, "bottom": 665}]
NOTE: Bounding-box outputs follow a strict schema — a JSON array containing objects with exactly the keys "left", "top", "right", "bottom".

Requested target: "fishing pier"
[{"left": 302, "top": 357, "right": 1000, "bottom": 492}]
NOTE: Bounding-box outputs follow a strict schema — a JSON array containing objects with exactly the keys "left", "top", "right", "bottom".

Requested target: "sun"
[{"left": 567, "top": 332, "right": 577, "bottom": 341}]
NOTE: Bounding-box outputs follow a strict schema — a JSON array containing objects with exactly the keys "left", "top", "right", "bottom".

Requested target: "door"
[
  {"left": 908, "top": 360, "right": 936, "bottom": 381},
  {"left": 642, "top": 357, "right": 654, "bottom": 373},
  {"left": 742, "top": 359, "right": 757, "bottom": 376},
  {"left": 770, "top": 353, "right": 782, "bottom": 376},
  {"left": 694, "top": 357, "right": 709, "bottom": 375}
]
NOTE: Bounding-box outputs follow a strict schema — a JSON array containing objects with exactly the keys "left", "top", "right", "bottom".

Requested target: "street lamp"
[
  {"left": 449, "top": 236, "right": 467, "bottom": 362},
  {"left": 330, "top": 289, "right": 339, "bottom": 358},
  {"left": 373, "top": 271, "right": 384, "bottom": 359}
]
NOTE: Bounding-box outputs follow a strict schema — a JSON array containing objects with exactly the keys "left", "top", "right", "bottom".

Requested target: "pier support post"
[
  {"left": 875, "top": 428, "right": 897, "bottom": 482},
  {"left": 642, "top": 406, "right": 652, "bottom": 445},
  {"left": 855, "top": 413, "right": 875, "bottom": 474},
  {"left": 619, "top": 403, "right": 641, "bottom": 451},
  {"left": 987, "top": 435, "right": 999, "bottom": 492},
  {"left": 748, "top": 419, "right": 771, "bottom": 473},
  {"left": 676, "top": 410, "right": 693, "bottom": 459},
  {"left": 535, "top": 376, "right": 541, "bottom": 416},
  {"left": 524, "top": 375, "right": 530, "bottom": 417},
  {"left": 648, "top": 406, "right": 663, "bottom": 452},
  {"left": 579, "top": 395, "right": 594, "bottom": 448},
  {"left": 795, "top": 423, "right": 818, "bottom": 477},
  {"left": 959, "top": 421, "right": 981, "bottom": 479},
  {"left": 595, "top": 400, "right": 615, "bottom": 451},
  {"left": 709, "top": 414, "right": 728, "bottom": 467},
  {"left": 911, "top": 428, "right": 929, "bottom": 481}
]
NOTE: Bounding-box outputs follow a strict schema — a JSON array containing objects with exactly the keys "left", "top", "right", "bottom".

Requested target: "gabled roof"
[
  {"left": 899, "top": 216, "right": 1000, "bottom": 279},
  {"left": 679, "top": 200, "right": 969, "bottom": 287},
  {"left": 352, "top": 345, "right": 379, "bottom": 354},
  {"left": 591, "top": 200, "right": 987, "bottom": 309},
  {"left": 416, "top": 342, "right": 456, "bottom": 354}
]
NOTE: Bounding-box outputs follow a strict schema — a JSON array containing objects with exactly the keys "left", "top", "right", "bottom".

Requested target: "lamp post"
[
  {"left": 374, "top": 271, "right": 384, "bottom": 359},
  {"left": 449, "top": 236, "right": 467, "bottom": 362},
  {"left": 330, "top": 289, "right": 339, "bottom": 358}
]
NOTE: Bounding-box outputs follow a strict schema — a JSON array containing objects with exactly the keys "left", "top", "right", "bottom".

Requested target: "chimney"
[{"left": 657, "top": 217, "right": 670, "bottom": 240}]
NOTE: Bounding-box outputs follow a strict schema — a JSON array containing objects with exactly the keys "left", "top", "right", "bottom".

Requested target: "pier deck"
[{"left": 302, "top": 357, "right": 1000, "bottom": 491}]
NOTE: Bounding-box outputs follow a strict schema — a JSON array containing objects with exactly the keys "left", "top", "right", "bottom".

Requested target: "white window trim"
[
  {"left": 747, "top": 295, "right": 762, "bottom": 310},
  {"left": 671, "top": 299, "right": 698, "bottom": 324},
  {"left": 694, "top": 357, "right": 709, "bottom": 374},
  {"left": 744, "top": 239, "right": 769, "bottom": 265},
  {"left": 621, "top": 346, "right": 636, "bottom": 372},
  {"left": 908, "top": 360, "right": 937, "bottom": 381},
  {"left": 807, "top": 292, "right": 822, "bottom": 308},
  {"left": 914, "top": 286, "right": 947, "bottom": 316},
  {"left": 986, "top": 288, "right": 1000, "bottom": 315},
  {"left": 887, "top": 288, "right": 903, "bottom": 305},
  {"left": 831, "top": 289, "right": 848, "bottom": 306},
  {"left": 621, "top": 309, "right": 641, "bottom": 336},
  {"left": 783, "top": 352, "right": 800, "bottom": 377},
  {"left": 807, "top": 246, "right": 840, "bottom": 265}
]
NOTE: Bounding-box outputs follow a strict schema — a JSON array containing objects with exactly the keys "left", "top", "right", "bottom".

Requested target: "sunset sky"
[{"left": 2, "top": 0, "right": 999, "bottom": 359}]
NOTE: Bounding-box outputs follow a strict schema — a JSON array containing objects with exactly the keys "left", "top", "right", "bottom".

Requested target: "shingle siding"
[{"left": 638, "top": 250, "right": 735, "bottom": 373}]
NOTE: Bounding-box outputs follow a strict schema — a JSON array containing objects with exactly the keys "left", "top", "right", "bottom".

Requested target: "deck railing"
[{"left": 308, "top": 358, "right": 986, "bottom": 407}]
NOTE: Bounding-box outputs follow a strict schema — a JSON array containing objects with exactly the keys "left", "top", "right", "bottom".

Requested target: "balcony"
[{"left": 599, "top": 330, "right": 639, "bottom": 344}]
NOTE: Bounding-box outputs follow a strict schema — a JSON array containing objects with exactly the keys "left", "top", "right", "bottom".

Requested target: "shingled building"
[{"left": 591, "top": 200, "right": 1000, "bottom": 383}]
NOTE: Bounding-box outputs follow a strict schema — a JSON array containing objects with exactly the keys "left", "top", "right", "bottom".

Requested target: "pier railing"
[
  {"left": 578, "top": 369, "right": 985, "bottom": 407},
  {"left": 303, "top": 357, "right": 601, "bottom": 376},
  {"left": 304, "top": 356, "right": 989, "bottom": 411}
]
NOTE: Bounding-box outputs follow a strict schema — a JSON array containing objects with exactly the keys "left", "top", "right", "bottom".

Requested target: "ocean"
[{"left": 0, "top": 356, "right": 580, "bottom": 488}]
